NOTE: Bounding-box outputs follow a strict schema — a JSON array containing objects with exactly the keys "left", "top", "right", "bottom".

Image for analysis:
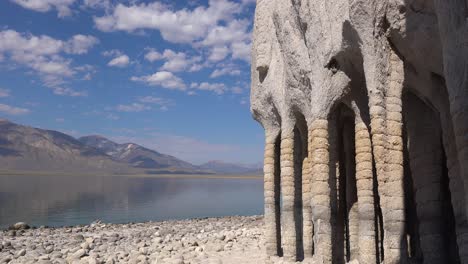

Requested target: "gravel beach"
[{"left": 0, "top": 216, "right": 267, "bottom": 264}]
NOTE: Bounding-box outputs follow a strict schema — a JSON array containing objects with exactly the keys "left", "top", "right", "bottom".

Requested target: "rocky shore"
[{"left": 0, "top": 216, "right": 266, "bottom": 264}]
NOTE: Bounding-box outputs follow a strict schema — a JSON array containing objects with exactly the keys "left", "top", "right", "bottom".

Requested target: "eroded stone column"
[
  {"left": 309, "top": 119, "right": 332, "bottom": 263},
  {"left": 382, "top": 49, "right": 406, "bottom": 264},
  {"left": 264, "top": 130, "right": 281, "bottom": 257},
  {"left": 302, "top": 156, "right": 313, "bottom": 259},
  {"left": 281, "top": 126, "right": 297, "bottom": 261},
  {"left": 355, "top": 120, "right": 376, "bottom": 264}
]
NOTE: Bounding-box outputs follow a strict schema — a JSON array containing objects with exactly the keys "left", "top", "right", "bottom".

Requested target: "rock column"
[
  {"left": 302, "top": 156, "right": 313, "bottom": 259},
  {"left": 355, "top": 120, "right": 376, "bottom": 264},
  {"left": 382, "top": 49, "right": 406, "bottom": 263},
  {"left": 281, "top": 126, "right": 297, "bottom": 261},
  {"left": 264, "top": 130, "right": 281, "bottom": 256},
  {"left": 309, "top": 119, "right": 332, "bottom": 262}
]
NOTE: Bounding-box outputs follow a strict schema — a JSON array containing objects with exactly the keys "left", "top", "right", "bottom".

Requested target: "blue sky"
[{"left": 0, "top": 0, "right": 264, "bottom": 165}]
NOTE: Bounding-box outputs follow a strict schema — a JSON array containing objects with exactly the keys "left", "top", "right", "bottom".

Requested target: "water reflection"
[{"left": 0, "top": 175, "right": 263, "bottom": 228}]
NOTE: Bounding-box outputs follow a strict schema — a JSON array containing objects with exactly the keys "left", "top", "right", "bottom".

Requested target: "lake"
[{"left": 0, "top": 174, "right": 263, "bottom": 228}]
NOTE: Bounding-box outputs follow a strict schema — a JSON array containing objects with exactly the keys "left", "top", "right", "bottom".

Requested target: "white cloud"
[
  {"left": 231, "top": 86, "right": 243, "bottom": 94},
  {"left": 116, "top": 103, "right": 150, "bottom": 112},
  {"left": 94, "top": 0, "right": 252, "bottom": 66},
  {"left": 11, "top": 0, "right": 76, "bottom": 17},
  {"left": 201, "top": 19, "right": 250, "bottom": 47},
  {"left": 0, "top": 89, "right": 11, "bottom": 98},
  {"left": 145, "top": 49, "right": 203, "bottom": 72},
  {"left": 0, "top": 103, "right": 30, "bottom": 115},
  {"left": 52, "top": 87, "right": 87, "bottom": 96},
  {"left": 231, "top": 41, "right": 251, "bottom": 62},
  {"left": 131, "top": 71, "right": 186, "bottom": 90},
  {"left": 144, "top": 49, "right": 162, "bottom": 62},
  {"left": 107, "top": 54, "right": 130, "bottom": 67},
  {"left": 191, "top": 82, "right": 227, "bottom": 95},
  {"left": 0, "top": 30, "right": 97, "bottom": 96},
  {"left": 64, "top": 35, "right": 99, "bottom": 54},
  {"left": 210, "top": 67, "right": 241, "bottom": 78},
  {"left": 138, "top": 96, "right": 174, "bottom": 111},
  {"left": 83, "top": 0, "right": 111, "bottom": 10},
  {"left": 102, "top": 49, "right": 122, "bottom": 57},
  {"left": 208, "top": 46, "right": 229, "bottom": 62},
  {"left": 94, "top": 1, "right": 240, "bottom": 43}
]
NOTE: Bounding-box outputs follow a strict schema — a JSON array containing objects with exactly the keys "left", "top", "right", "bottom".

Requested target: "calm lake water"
[{"left": 0, "top": 175, "right": 263, "bottom": 228}]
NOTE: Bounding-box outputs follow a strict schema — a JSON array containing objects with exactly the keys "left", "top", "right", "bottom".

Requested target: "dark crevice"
[
  {"left": 402, "top": 122, "right": 422, "bottom": 262},
  {"left": 372, "top": 155, "right": 384, "bottom": 264},
  {"left": 441, "top": 145, "right": 461, "bottom": 264},
  {"left": 294, "top": 126, "right": 304, "bottom": 261},
  {"left": 274, "top": 134, "right": 283, "bottom": 257},
  {"left": 258, "top": 66, "right": 269, "bottom": 83},
  {"left": 326, "top": 58, "right": 339, "bottom": 74}
]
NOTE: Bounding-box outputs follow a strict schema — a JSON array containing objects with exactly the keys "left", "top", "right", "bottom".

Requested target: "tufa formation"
[{"left": 250, "top": 0, "right": 468, "bottom": 263}]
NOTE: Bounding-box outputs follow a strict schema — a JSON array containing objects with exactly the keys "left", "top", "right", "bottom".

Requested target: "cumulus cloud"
[
  {"left": 95, "top": 0, "right": 252, "bottom": 66},
  {"left": 94, "top": 1, "right": 239, "bottom": 42},
  {"left": 131, "top": 71, "right": 186, "bottom": 90},
  {"left": 231, "top": 41, "right": 251, "bottom": 62},
  {"left": 82, "top": 0, "right": 111, "bottom": 10},
  {"left": 52, "top": 87, "right": 87, "bottom": 97},
  {"left": 107, "top": 54, "right": 130, "bottom": 67},
  {"left": 210, "top": 66, "right": 241, "bottom": 78},
  {"left": 0, "top": 103, "right": 30, "bottom": 115},
  {"left": 144, "top": 49, "right": 162, "bottom": 62},
  {"left": 10, "top": 0, "right": 76, "bottom": 17},
  {"left": 208, "top": 46, "right": 229, "bottom": 62},
  {"left": 0, "top": 30, "right": 97, "bottom": 96},
  {"left": 144, "top": 49, "right": 203, "bottom": 73},
  {"left": 64, "top": 35, "right": 99, "bottom": 54},
  {"left": 138, "top": 96, "right": 174, "bottom": 111},
  {"left": 116, "top": 103, "right": 151, "bottom": 112},
  {"left": 190, "top": 82, "right": 227, "bottom": 95},
  {"left": 0, "top": 89, "right": 11, "bottom": 98}
]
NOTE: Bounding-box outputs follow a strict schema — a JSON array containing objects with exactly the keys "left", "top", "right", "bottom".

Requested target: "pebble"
[{"left": 0, "top": 216, "right": 265, "bottom": 264}]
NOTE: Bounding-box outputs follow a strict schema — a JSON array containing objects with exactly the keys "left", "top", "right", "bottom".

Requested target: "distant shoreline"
[{"left": 0, "top": 170, "right": 263, "bottom": 179}]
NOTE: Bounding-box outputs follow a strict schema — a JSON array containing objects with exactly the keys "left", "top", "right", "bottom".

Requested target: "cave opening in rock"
[
  {"left": 402, "top": 91, "right": 461, "bottom": 263},
  {"left": 293, "top": 112, "right": 308, "bottom": 261},
  {"left": 333, "top": 104, "right": 358, "bottom": 263}
]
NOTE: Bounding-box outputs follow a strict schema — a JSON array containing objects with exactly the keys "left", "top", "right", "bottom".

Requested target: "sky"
[{"left": 0, "top": 0, "right": 264, "bottom": 165}]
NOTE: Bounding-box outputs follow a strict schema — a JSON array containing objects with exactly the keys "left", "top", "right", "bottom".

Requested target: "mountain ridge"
[{"left": 0, "top": 119, "right": 262, "bottom": 175}]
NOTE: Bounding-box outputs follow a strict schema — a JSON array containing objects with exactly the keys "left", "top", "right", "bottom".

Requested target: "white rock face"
[{"left": 251, "top": 0, "right": 468, "bottom": 263}]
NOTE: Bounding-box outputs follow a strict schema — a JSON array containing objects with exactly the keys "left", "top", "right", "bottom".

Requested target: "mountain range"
[{"left": 0, "top": 119, "right": 262, "bottom": 175}]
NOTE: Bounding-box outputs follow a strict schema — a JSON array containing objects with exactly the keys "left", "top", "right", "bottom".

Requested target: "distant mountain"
[
  {"left": 199, "top": 160, "right": 262, "bottom": 175},
  {"left": 0, "top": 119, "right": 261, "bottom": 176},
  {"left": 0, "top": 119, "right": 132, "bottom": 174},
  {"left": 79, "top": 135, "right": 198, "bottom": 171}
]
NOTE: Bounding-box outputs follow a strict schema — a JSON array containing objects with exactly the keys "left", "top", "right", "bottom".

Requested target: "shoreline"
[
  {"left": 0, "top": 216, "right": 267, "bottom": 264},
  {"left": 0, "top": 171, "right": 263, "bottom": 180}
]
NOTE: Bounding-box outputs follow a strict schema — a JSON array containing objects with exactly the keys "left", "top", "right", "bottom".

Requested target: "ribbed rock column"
[
  {"left": 264, "top": 130, "right": 281, "bottom": 257},
  {"left": 383, "top": 50, "right": 406, "bottom": 263},
  {"left": 280, "top": 126, "right": 297, "bottom": 261},
  {"left": 302, "top": 156, "right": 313, "bottom": 259},
  {"left": 355, "top": 120, "right": 376, "bottom": 264},
  {"left": 309, "top": 119, "right": 332, "bottom": 262}
]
